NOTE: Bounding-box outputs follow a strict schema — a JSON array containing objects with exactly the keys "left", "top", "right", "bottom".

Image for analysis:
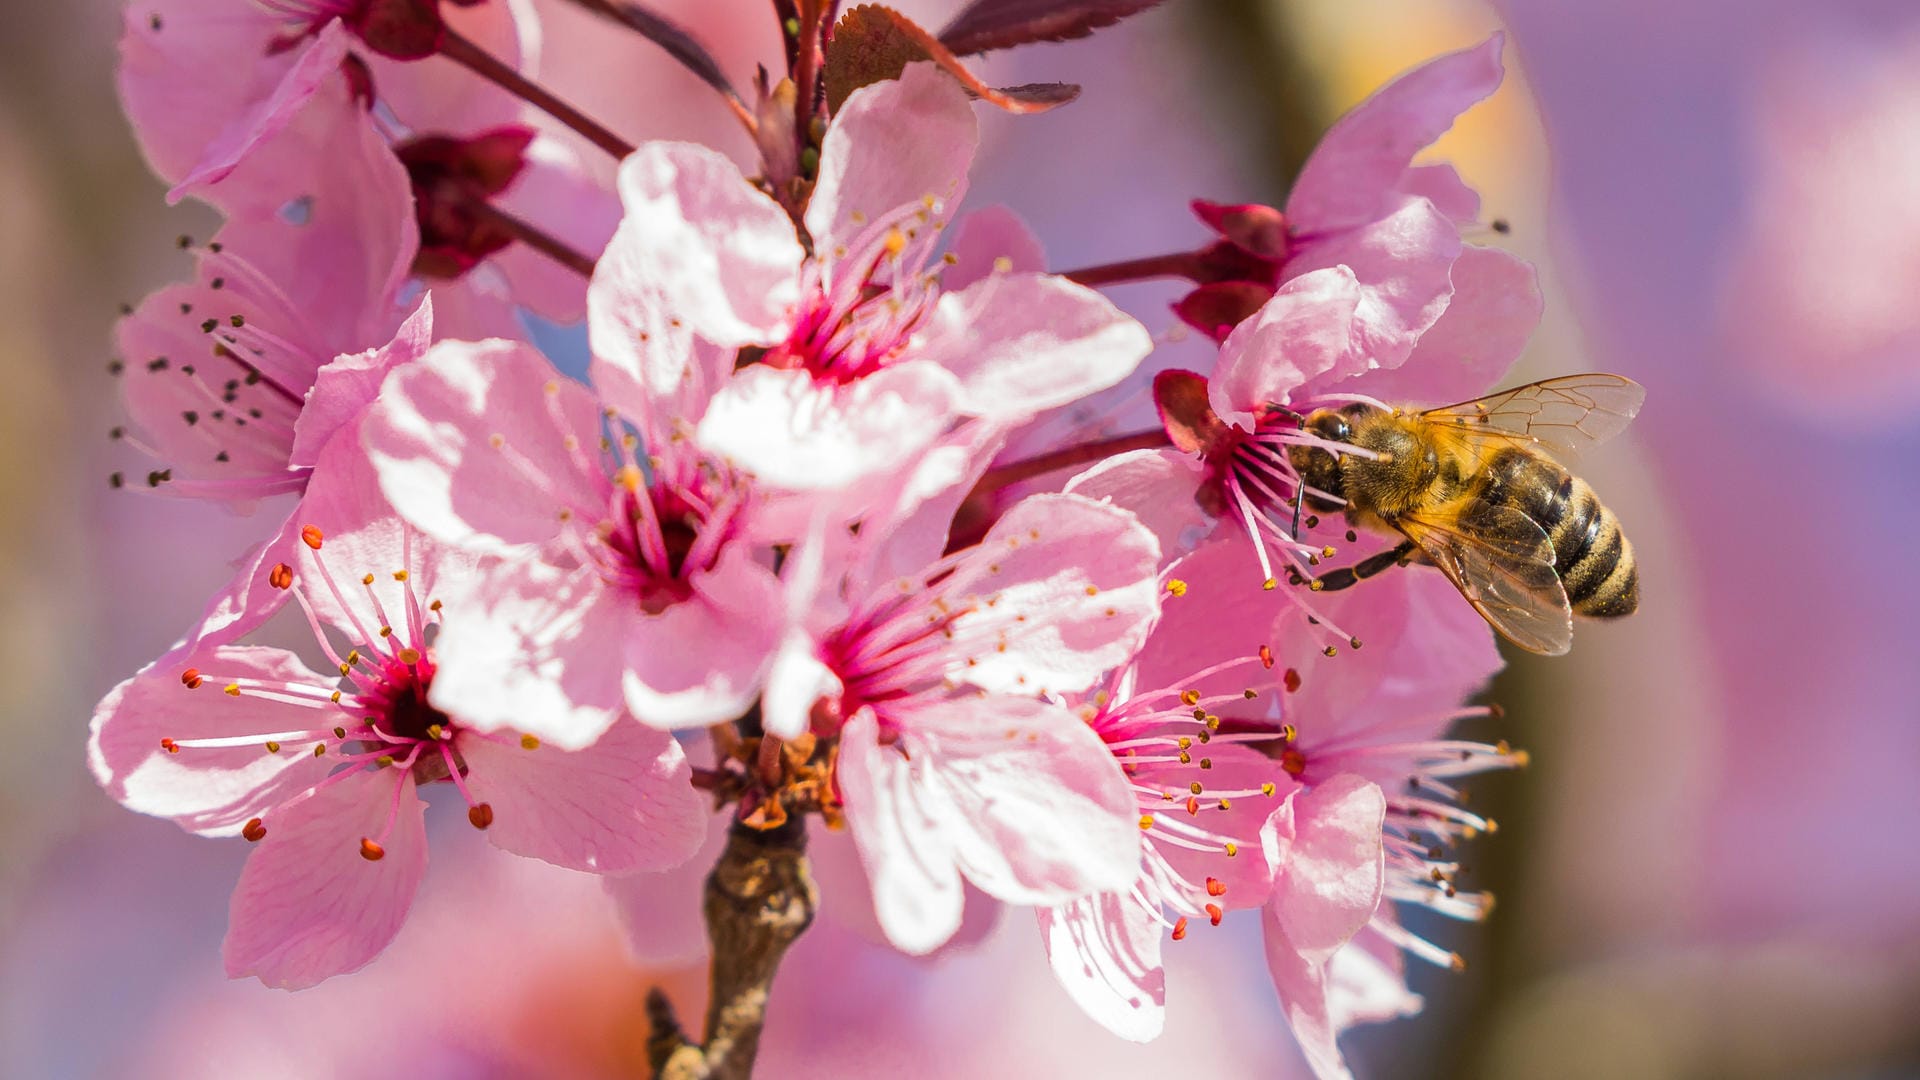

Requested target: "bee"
[{"left": 1286, "top": 374, "right": 1645, "bottom": 656}]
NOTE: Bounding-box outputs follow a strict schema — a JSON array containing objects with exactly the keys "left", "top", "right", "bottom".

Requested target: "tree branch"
[{"left": 648, "top": 818, "right": 818, "bottom": 1080}]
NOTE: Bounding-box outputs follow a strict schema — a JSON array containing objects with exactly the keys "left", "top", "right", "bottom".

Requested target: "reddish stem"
[
  {"left": 974, "top": 428, "right": 1173, "bottom": 496},
  {"left": 464, "top": 197, "right": 598, "bottom": 278},
  {"left": 439, "top": 27, "right": 636, "bottom": 160},
  {"left": 1061, "top": 251, "right": 1206, "bottom": 289}
]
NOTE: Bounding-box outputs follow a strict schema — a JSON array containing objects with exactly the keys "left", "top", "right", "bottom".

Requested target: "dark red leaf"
[
  {"left": 937, "top": 0, "right": 1169, "bottom": 57},
  {"left": 1173, "top": 282, "right": 1275, "bottom": 343},
  {"left": 824, "top": 4, "right": 1080, "bottom": 114},
  {"left": 1152, "top": 369, "right": 1228, "bottom": 454}
]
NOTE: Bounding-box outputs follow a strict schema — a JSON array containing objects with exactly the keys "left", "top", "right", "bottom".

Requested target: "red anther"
[
  {"left": 301, "top": 525, "right": 325, "bottom": 550},
  {"left": 242, "top": 818, "right": 267, "bottom": 842},
  {"left": 1259, "top": 645, "right": 1275, "bottom": 670},
  {"left": 1185, "top": 796, "right": 1200, "bottom": 816},
  {"left": 359, "top": 838, "right": 386, "bottom": 861},
  {"left": 1281, "top": 747, "right": 1307, "bottom": 777},
  {"left": 1283, "top": 667, "right": 1302, "bottom": 692},
  {"left": 1170, "top": 916, "right": 1189, "bottom": 941},
  {"left": 180, "top": 667, "right": 204, "bottom": 689},
  {"left": 159, "top": 738, "right": 179, "bottom": 754},
  {"left": 1205, "top": 903, "right": 1224, "bottom": 926},
  {"left": 268, "top": 563, "right": 294, "bottom": 590},
  {"left": 1206, "top": 877, "right": 1227, "bottom": 897},
  {"left": 467, "top": 803, "right": 495, "bottom": 830}
]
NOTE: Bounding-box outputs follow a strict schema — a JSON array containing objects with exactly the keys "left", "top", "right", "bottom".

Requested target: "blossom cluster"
[{"left": 90, "top": 3, "right": 1542, "bottom": 1076}]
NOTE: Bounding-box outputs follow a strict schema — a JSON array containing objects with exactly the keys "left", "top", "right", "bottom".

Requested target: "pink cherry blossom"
[
  {"left": 363, "top": 337, "right": 782, "bottom": 737},
  {"left": 758, "top": 493, "right": 1163, "bottom": 954},
  {"left": 585, "top": 64, "right": 1152, "bottom": 491},
  {"left": 1259, "top": 567, "right": 1515, "bottom": 1078},
  {"left": 1157, "top": 35, "right": 1526, "bottom": 362},
  {"left": 88, "top": 440, "right": 704, "bottom": 989},
  {"left": 1036, "top": 578, "right": 1297, "bottom": 1040}
]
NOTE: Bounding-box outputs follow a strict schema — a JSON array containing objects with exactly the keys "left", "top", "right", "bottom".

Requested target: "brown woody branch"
[{"left": 647, "top": 818, "right": 818, "bottom": 1080}]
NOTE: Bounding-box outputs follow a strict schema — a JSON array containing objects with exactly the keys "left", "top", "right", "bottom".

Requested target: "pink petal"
[
  {"left": 694, "top": 362, "right": 962, "bottom": 491},
  {"left": 426, "top": 276, "right": 532, "bottom": 342},
  {"left": 222, "top": 768, "right": 428, "bottom": 990},
  {"left": 807, "top": 63, "right": 978, "bottom": 274},
  {"left": 941, "top": 205, "right": 1047, "bottom": 291},
  {"left": 88, "top": 645, "right": 337, "bottom": 837},
  {"left": 166, "top": 21, "right": 351, "bottom": 205},
  {"left": 590, "top": 140, "right": 801, "bottom": 366},
  {"left": 1132, "top": 536, "right": 1296, "bottom": 704},
  {"left": 1275, "top": 568, "right": 1501, "bottom": 747},
  {"left": 489, "top": 135, "right": 621, "bottom": 324},
  {"left": 363, "top": 339, "right": 609, "bottom": 553},
  {"left": 605, "top": 803, "right": 729, "bottom": 966},
  {"left": 1402, "top": 163, "right": 1481, "bottom": 225},
  {"left": 1350, "top": 245, "right": 1541, "bottom": 406},
  {"left": 1265, "top": 774, "right": 1387, "bottom": 962},
  {"left": 1210, "top": 267, "right": 1364, "bottom": 420},
  {"left": 760, "top": 631, "right": 844, "bottom": 741},
  {"left": 459, "top": 717, "right": 706, "bottom": 874},
  {"left": 1285, "top": 197, "right": 1462, "bottom": 375},
  {"left": 1327, "top": 922, "right": 1423, "bottom": 1031},
  {"left": 117, "top": 1, "right": 283, "bottom": 184},
  {"left": 1063, "top": 448, "right": 1213, "bottom": 559},
  {"left": 939, "top": 493, "right": 1163, "bottom": 696},
  {"left": 620, "top": 547, "right": 786, "bottom": 730},
  {"left": 837, "top": 709, "right": 966, "bottom": 955},
  {"left": 915, "top": 272, "right": 1153, "bottom": 422},
  {"left": 289, "top": 295, "right": 433, "bottom": 468},
  {"left": 176, "top": 516, "right": 301, "bottom": 651},
  {"left": 1288, "top": 34, "right": 1506, "bottom": 232},
  {"left": 1260, "top": 774, "right": 1388, "bottom": 1080},
  {"left": 1037, "top": 889, "right": 1166, "bottom": 1041},
  {"left": 894, "top": 695, "right": 1141, "bottom": 907},
  {"left": 424, "top": 562, "right": 626, "bottom": 750},
  {"left": 1144, "top": 748, "right": 1290, "bottom": 912}
]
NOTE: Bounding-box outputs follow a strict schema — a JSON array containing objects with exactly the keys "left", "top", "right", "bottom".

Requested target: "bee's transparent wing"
[
  {"left": 1399, "top": 503, "right": 1573, "bottom": 656},
  {"left": 1420, "top": 373, "right": 1645, "bottom": 461}
]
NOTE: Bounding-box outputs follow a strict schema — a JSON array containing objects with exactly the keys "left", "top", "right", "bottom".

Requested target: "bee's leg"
[{"left": 1314, "top": 538, "right": 1418, "bottom": 592}]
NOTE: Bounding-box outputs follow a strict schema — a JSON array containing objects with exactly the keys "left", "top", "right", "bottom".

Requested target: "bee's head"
[{"left": 1287, "top": 405, "right": 1366, "bottom": 502}]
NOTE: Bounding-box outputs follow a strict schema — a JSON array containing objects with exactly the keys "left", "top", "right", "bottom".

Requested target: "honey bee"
[{"left": 1286, "top": 374, "right": 1644, "bottom": 656}]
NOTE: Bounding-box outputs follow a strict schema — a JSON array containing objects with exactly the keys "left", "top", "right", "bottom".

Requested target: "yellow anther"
[
  {"left": 1260, "top": 782, "right": 1276, "bottom": 796},
  {"left": 376, "top": 754, "right": 396, "bottom": 768},
  {"left": 224, "top": 683, "right": 241, "bottom": 697},
  {"left": 330, "top": 691, "right": 342, "bottom": 703},
  {"left": 333, "top": 726, "right": 347, "bottom": 738},
  {"left": 393, "top": 570, "right": 409, "bottom": 581},
  {"left": 1179, "top": 690, "right": 1201, "bottom": 706},
  {"left": 1224, "top": 842, "right": 1238, "bottom": 857},
  {"left": 883, "top": 228, "right": 907, "bottom": 258},
  {"left": 398, "top": 648, "right": 420, "bottom": 664},
  {"left": 313, "top": 744, "right": 326, "bottom": 757},
  {"left": 520, "top": 734, "right": 540, "bottom": 750},
  {"left": 362, "top": 573, "right": 375, "bottom": 586},
  {"left": 1138, "top": 815, "right": 1155, "bottom": 830},
  {"left": 263, "top": 741, "right": 280, "bottom": 753},
  {"left": 1262, "top": 577, "right": 1277, "bottom": 591},
  {"left": 426, "top": 724, "right": 444, "bottom": 741},
  {"left": 1166, "top": 578, "right": 1188, "bottom": 597},
  {"left": 992, "top": 256, "right": 1013, "bottom": 273}
]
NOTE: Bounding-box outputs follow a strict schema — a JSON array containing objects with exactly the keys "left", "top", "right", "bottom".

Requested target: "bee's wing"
[
  {"left": 1420, "top": 374, "right": 1645, "bottom": 461},
  {"left": 1399, "top": 504, "right": 1573, "bottom": 656}
]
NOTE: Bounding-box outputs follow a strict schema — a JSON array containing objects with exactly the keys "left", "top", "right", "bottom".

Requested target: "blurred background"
[{"left": 5, "top": 0, "right": 1920, "bottom": 1076}]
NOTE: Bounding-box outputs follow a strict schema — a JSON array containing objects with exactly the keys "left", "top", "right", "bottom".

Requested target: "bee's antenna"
[{"left": 1290, "top": 481, "right": 1305, "bottom": 539}]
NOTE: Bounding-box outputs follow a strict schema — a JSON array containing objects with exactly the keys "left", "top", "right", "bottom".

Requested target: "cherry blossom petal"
[
  {"left": 915, "top": 272, "right": 1153, "bottom": 421},
  {"left": 838, "top": 709, "right": 966, "bottom": 955},
  {"left": 620, "top": 548, "right": 785, "bottom": 730},
  {"left": 1327, "top": 922, "right": 1423, "bottom": 1031},
  {"left": 424, "top": 562, "right": 626, "bottom": 749},
  {"left": 222, "top": 768, "right": 428, "bottom": 990},
  {"left": 761, "top": 631, "right": 844, "bottom": 741},
  {"left": 896, "top": 695, "right": 1141, "bottom": 907},
  {"left": 1261, "top": 774, "right": 1388, "bottom": 1080},
  {"left": 166, "top": 21, "right": 352, "bottom": 204},
  {"left": 605, "top": 805, "right": 729, "bottom": 966},
  {"left": 694, "top": 362, "right": 963, "bottom": 491},
  {"left": 369, "top": 0, "right": 534, "bottom": 137},
  {"left": 807, "top": 63, "right": 979, "bottom": 274},
  {"left": 1064, "top": 448, "right": 1212, "bottom": 559},
  {"left": 1402, "top": 162, "right": 1481, "bottom": 225},
  {"left": 590, "top": 141, "right": 802, "bottom": 363},
  {"left": 941, "top": 204, "right": 1047, "bottom": 291},
  {"left": 1287, "top": 34, "right": 1506, "bottom": 232},
  {"left": 289, "top": 295, "right": 433, "bottom": 468},
  {"left": 1037, "top": 889, "right": 1167, "bottom": 1042},
  {"left": 1350, "top": 245, "right": 1541, "bottom": 406},
  {"left": 1148, "top": 749, "right": 1291, "bottom": 911},
  {"left": 1286, "top": 197, "right": 1461, "bottom": 373},
  {"left": 363, "top": 339, "right": 608, "bottom": 553},
  {"left": 459, "top": 718, "right": 706, "bottom": 874},
  {"left": 117, "top": 1, "right": 297, "bottom": 184},
  {"left": 939, "top": 494, "right": 1163, "bottom": 696},
  {"left": 1211, "top": 267, "right": 1364, "bottom": 421},
  {"left": 88, "top": 646, "right": 338, "bottom": 837}
]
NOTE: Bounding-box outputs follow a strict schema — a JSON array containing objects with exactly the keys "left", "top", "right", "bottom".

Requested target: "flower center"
[
  {"left": 764, "top": 203, "right": 949, "bottom": 386},
  {"left": 590, "top": 459, "right": 744, "bottom": 615}
]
